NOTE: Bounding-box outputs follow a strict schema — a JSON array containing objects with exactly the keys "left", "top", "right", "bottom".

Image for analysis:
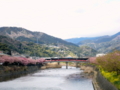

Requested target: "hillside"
[
  {"left": 0, "top": 35, "right": 79, "bottom": 57},
  {"left": 65, "top": 35, "right": 111, "bottom": 45},
  {"left": 0, "top": 35, "right": 25, "bottom": 54},
  {"left": 0, "top": 27, "right": 77, "bottom": 47},
  {"left": 65, "top": 37, "right": 100, "bottom": 44},
  {"left": 0, "top": 27, "right": 97, "bottom": 57},
  {"left": 74, "top": 46, "right": 97, "bottom": 57},
  {"left": 66, "top": 32, "right": 120, "bottom": 53}
]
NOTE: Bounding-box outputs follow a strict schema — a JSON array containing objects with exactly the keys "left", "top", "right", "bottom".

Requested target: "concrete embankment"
[
  {"left": 80, "top": 65, "right": 118, "bottom": 90},
  {"left": 0, "top": 63, "right": 61, "bottom": 82},
  {"left": 95, "top": 70, "right": 118, "bottom": 90},
  {"left": 0, "top": 65, "right": 41, "bottom": 81}
]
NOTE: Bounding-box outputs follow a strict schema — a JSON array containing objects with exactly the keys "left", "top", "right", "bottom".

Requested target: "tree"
[{"left": 97, "top": 50, "right": 120, "bottom": 75}]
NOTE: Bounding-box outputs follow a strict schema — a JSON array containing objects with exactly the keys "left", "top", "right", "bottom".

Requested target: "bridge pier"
[
  {"left": 76, "top": 62, "right": 79, "bottom": 68},
  {"left": 66, "top": 62, "right": 68, "bottom": 69}
]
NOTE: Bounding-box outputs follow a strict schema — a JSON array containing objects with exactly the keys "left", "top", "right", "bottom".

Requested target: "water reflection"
[{"left": 0, "top": 66, "right": 94, "bottom": 90}]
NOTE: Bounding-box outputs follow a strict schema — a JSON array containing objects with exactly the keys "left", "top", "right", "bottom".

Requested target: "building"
[{"left": 96, "top": 53, "right": 106, "bottom": 57}]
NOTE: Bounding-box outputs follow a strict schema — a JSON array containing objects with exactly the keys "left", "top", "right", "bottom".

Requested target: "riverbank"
[
  {"left": 0, "top": 62, "right": 62, "bottom": 81},
  {"left": 0, "top": 62, "right": 62, "bottom": 82},
  {"left": 41, "top": 62, "right": 79, "bottom": 69},
  {"left": 80, "top": 65, "right": 101, "bottom": 90},
  {"left": 41, "top": 63, "right": 62, "bottom": 69},
  {"left": 0, "top": 65, "right": 42, "bottom": 81},
  {"left": 80, "top": 64, "right": 118, "bottom": 90}
]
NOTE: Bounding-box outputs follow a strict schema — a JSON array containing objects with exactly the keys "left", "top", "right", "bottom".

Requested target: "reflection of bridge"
[{"left": 45, "top": 58, "right": 89, "bottom": 69}]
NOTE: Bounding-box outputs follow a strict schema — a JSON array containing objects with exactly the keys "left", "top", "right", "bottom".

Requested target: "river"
[{"left": 0, "top": 66, "right": 94, "bottom": 90}]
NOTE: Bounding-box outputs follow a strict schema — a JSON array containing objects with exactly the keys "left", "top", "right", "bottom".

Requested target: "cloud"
[{"left": 0, "top": 0, "right": 120, "bottom": 39}]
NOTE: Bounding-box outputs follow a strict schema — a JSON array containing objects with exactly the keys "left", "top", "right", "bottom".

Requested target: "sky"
[{"left": 0, "top": 0, "right": 120, "bottom": 39}]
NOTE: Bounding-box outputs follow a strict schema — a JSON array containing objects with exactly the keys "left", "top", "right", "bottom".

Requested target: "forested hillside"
[
  {"left": 0, "top": 27, "right": 97, "bottom": 57},
  {"left": 0, "top": 27, "right": 77, "bottom": 47},
  {"left": 66, "top": 32, "right": 120, "bottom": 53},
  {"left": 0, "top": 35, "right": 61, "bottom": 57}
]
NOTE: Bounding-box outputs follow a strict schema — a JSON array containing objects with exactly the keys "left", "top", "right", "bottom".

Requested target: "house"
[
  {"left": 0, "top": 51, "right": 7, "bottom": 56},
  {"left": 96, "top": 53, "right": 106, "bottom": 57}
]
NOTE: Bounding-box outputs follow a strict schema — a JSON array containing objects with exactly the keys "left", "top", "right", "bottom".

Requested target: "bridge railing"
[
  {"left": 45, "top": 58, "right": 88, "bottom": 60},
  {"left": 45, "top": 59, "right": 89, "bottom": 62},
  {"left": 44, "top": 58, "right": 89, "bottom": 63}
]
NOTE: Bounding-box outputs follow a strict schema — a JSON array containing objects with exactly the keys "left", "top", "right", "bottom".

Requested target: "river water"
[{"left": 0, "top": 66, "right": 94, "bottom": 90}]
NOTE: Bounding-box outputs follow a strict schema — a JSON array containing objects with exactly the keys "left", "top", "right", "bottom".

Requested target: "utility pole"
[
  {"left": 35, "top": 36, "right": 39, "bottom": 59},
  {"left": 37, "top": 37, "right": 38, "bottom": 44}
]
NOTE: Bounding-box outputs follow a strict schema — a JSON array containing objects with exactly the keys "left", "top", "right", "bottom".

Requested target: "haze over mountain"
[
  {"left": 66, "top": 32, "right": 120, "bottom": 53},
  {"left": 65, "top": 36, "right": 104, "bottom": 44}
]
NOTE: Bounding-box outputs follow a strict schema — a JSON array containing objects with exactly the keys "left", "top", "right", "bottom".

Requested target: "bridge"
[{"left": 44, "top": 58, "right": 89, "bottom": 69}]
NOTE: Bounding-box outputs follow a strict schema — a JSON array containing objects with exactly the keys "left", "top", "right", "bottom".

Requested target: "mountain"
[
  {"left": 0, "top": 27, "right": 77, "bottom": 47},
  {"left": 66, "top": 32, "right": 120, "bottom": 53},
  {"left": 65, "top": 35, "right": 111, "bottom": 45},
  {"left": 75, "top": 46, "right": 97, "bottom": 57},
  {"left": 0, "top": 35, "right": 25, "bottom": 54},
  {"left": 0, "top": 27, "right": 97, "bottom": 57},
  {"left": 0, "top": 35, "right": 76, "bottom": 57},
  {"left": 65, "top": 37, "right": 87, "bottom": 44}
]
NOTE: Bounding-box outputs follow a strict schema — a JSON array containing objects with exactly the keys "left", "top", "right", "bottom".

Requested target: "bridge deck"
[
  {"left": 45, "top": 59, "right": 88, "bottom": 63},
  {"left": 46, "top": 58, "right": 88, "bottom": 60},
  {"left": 44, "top": 58, "right": 89, "bottom": 63}
]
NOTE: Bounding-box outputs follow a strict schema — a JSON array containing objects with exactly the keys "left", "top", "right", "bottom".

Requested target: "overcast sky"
[{"left": 0, "top": 0, "right": 120, "bottom": 39}]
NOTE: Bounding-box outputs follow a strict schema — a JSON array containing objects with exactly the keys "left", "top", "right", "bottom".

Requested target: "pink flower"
[
  {"left": 88, "top": 57, "right": 97, "bottom": 64},
  {"left": 0, "top": 57, "right": 5, "bottom": 63},
  {"left": 36, "top": 58, "right": 45, "bottom": 63}
]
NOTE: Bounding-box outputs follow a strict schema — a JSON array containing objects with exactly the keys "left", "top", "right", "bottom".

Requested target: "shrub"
[
  {"left": 88, "top": 57, "right": 97, "bottom": 64},
  {"left": 97, "top": 50, "right": 120, "bottom": 75},
  {"left": 101, "top": 69, "right": 120, "bottom": 89}
]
